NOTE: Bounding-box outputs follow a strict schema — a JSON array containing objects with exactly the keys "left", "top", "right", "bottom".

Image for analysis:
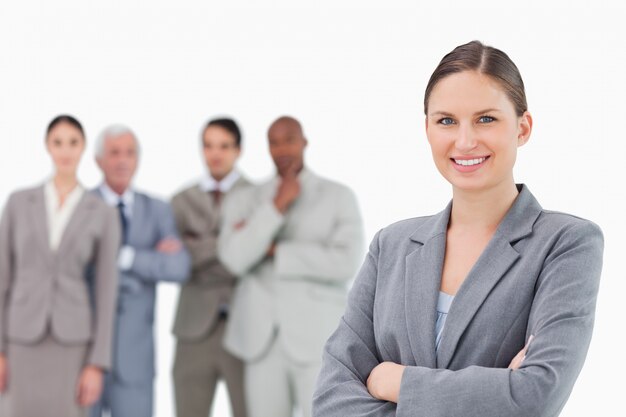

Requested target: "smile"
[{"left": 452, "top": 156, "right": 489, "bottom": 166}]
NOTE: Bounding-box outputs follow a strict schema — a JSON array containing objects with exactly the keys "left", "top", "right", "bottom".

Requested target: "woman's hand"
[
  {"left": 0, "top": 353, "right": 7, "bottom": 392},
  {"left": 76, "top": 365, "right": 103, "bottom": 407},
  {"left": 366, "top": 361, "right": 406, "bottom": 403},
  {"left": 508, "top": 335, "right": 534, "bottom": 370}
]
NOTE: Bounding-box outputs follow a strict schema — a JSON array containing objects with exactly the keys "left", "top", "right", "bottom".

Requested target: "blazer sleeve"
[
  {"left": 0, "top": 195, "right": 15, "bottom": 354},
  {"left": 395, "top": 220, "right": 604, "bottom": 417},
  {"left": 87, "top": 207, "right": 121, "bottom": 369},
  {"left": 171, "top": 192, "right": 219, "bottom": 271},
  {"left": 274, "top": 187, "right": 364, "bottom": 283},
  {"left": 129, "top": 201, "right": 191, "bottom": 283},
  {"left": 313, "top": 230, "right": 397, "bottom": 416},
  {"left": 218, "top": 189, "right": 285, "bottom": 276}
]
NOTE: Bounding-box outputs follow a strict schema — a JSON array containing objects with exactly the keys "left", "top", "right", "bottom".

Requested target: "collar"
[
  {"left": 199, "top": 169, "right": 240, "bottom": 193},
  {"left": 409, "top": 184, "right": 542, "bottom": 244},
  {"left": 44, "top": 179, "right": 84, "bottom": 210},
  {"left": 99, "top": 182, "right": 134, "bottom": 208}
]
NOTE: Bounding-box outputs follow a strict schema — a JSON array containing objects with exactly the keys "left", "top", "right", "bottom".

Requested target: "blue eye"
[
  {"left": 438, "top": 117, "right": 455, "bottom": 126},
  {"left": 478, "top": 115, "right": 495, "bottom": 123}
]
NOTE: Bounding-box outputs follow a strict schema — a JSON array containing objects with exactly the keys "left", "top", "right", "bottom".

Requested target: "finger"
[
  {"left": 78, "top": 385, "right": 88, "bottom": 406},
  {"left": 83, "top": 383, "right": 97, "bottom": 406},
  {"left": 76, "top": 376, "right": 84, "bottom": 404},
  {"left": 285, "top": 161, "right": 298, "bottom": 179},
  {"left": 157, "top": 241, "right": 178, "bottom": 253},
  {"left": 508, "top": 349, "right": 524, "bottom": 369},
  {"left": 521, "top": 335, "right": 535, "bottom": 356},
  {"left": 165, "top": 241, "right": 182, "bottom": 252},
  {"left": 85, "top": 386, "right": 98, "bottom": 406},
  {"left": 157, "top": 243, "right": 172, "bottom": 252},
  {"left": 0, "top": 366, "right": 6, "bottom": 392}
]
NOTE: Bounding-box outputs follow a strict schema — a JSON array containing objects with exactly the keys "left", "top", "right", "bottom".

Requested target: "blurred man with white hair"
[{"left": 89, "top": 124, "right": 190, "bottom": 417}]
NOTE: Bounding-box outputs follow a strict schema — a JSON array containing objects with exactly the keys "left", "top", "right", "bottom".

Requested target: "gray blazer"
[
  {"left": 313, "top": 185, "right": 604, "bottom": 417},
  {"left": 171, "top": 176, "right": 251, "bottom": 341},
  {"left": 92, "top": 189, "right": 191, "bottom": 384},
  {"left": 218, "top": 168, "right": 364, "bottom": 363},
  {"left": 0, "top": 185, "right": 120, "bottom": 369}
]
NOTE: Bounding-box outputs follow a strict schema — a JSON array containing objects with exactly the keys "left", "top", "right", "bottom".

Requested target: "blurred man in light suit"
[
  {"left": 218, "top": 116, "right": 364, "bottom": 417},
  {"left": 171, "top": 118, "right": 250, "bottom": 417},
  {"left": 90, "top": 125, "right": 191, "bottom": 417}
]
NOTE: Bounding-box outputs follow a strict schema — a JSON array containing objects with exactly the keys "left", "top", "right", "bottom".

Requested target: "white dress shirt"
[
  {"left": 99, "top": 182, "right": 135, "bottom": 270},
  {"left": 44, "top": 180, "right": 85, "bottom": 251},
  {"left": 199, "top": 169, "right": 240, "bottom": 193}
]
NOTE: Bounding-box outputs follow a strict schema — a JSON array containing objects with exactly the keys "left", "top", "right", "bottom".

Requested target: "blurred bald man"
[
  {"left": 90, "top": 125, "right": 191, "bottom": 417},
  {"left": 218, "top": 116, "right": 364, "bottom": 417}
]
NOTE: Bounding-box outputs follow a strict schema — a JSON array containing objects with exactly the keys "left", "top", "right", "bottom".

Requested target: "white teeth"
[{"left": 454, "top": 157, "right": 486, "bottom": 166}]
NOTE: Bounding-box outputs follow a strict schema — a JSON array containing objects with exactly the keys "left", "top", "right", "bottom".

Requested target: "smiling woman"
[{"left": 312, "top": 41, "right": 604, "bottom": 417}]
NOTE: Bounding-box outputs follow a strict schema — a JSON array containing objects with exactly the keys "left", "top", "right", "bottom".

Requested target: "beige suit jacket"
[
  {"left": 218, "top": 168, "right": 364, "bottom": 363},
  {"left": 171, "top": 176, "right": 251, "bottom": 340},
  {"left": 0, "top": 185, "right": 120, "bottom": 368}
]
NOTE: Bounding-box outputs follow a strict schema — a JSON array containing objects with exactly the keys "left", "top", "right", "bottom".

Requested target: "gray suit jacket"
[
  {"left": 218, "top": 168, "right": 364, "bottom": 363},
  {"left": 0, "top": 185, "right": 120, "bottom": 369},
  {"left": 313, "top": 185, "right": 604, "bottom": 417},
  {"left": 92, "top": 189, "right": 191, "bottom": 384},
  {"left": 171, "top": 176, "right": 251, "bottom": 340}
]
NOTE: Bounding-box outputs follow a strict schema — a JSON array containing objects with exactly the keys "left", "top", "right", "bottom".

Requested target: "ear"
[
  {"left": 95, "top": 157, "right": 104, "bottom": 171},
  {"left": 303, "top": 137, "right": 309, "bottom": 148},
  {"left": 517, "top": 111, "right": 533, "bottom": 147}
]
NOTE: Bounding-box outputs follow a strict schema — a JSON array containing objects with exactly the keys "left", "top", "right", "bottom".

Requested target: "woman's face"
[
  {"left": 46, "top": 121, "right": 85, "bottom": 177},
  {"left": 425, "top": 70, "right": 532, "bottom": 193}
]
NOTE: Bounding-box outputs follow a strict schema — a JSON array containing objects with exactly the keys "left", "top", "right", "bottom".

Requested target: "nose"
[
  {"left": 271, "top": 143, "right": 290, "bottom": 157},
  {"left": 455, "top": 123, "right": 478, "bottom": 153}
]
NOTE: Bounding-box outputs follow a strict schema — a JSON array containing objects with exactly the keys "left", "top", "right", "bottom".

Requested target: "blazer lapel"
[
  {"left": 56, "top": 194, "right": 95, "bottom": 256},
  {"left": 435, "top": 185, "right": 542, "bottom": 369},
  {"left": 405, "top": 203, "right": 451, "bottom": 368},
  {"left": 191, "top": 186, "right": 219, "bottom": 229},
  {"left": 30, "top": 186, "right": 53, "bottom": 263},
  {"left": 232, "top": 175, "right": 251, "bottom": 190}
]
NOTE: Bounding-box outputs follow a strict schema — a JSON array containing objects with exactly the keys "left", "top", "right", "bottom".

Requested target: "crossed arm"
[
  {"left": 124, "top": 202, "right": 190, "bottom": 284},
  {"left": 218, "top": 180, "right": 363, "bottom": 284},
  {"left": 313, "top": 222, "right": 603, "bottom": 417}
]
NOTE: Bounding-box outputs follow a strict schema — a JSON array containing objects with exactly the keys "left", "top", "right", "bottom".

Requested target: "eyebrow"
[{"left": 430, "top": 108, "right": 502, "bottom": 117}]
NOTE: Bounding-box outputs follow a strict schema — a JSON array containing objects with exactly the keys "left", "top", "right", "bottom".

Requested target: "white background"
[{"left": 1, "top": 1, "right": 624, "bottom": 416}]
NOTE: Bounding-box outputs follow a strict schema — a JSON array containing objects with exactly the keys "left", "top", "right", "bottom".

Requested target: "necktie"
[
  {"left": 211, "top": 189, "right": 222, "bottom": 206},
  {"left": 117, "top": 200, "right": 129, "bottom": 244}
]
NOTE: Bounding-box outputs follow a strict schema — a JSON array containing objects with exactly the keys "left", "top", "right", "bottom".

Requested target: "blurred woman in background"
[{"left": 0, "top": 115, "right": 120, "bottom": 417}]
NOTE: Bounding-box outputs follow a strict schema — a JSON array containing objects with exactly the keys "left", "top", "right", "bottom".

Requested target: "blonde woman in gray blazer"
[
  {"left": 313, "top": 41, "right": 604, "bottom": 417},
  {"left": 0, "top": 115, "right": 120, "bottom": 417}
]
